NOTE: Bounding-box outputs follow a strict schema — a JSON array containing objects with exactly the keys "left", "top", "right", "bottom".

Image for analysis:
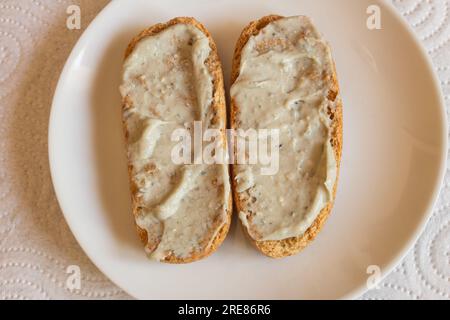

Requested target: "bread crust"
[
  {"left": 122, "top": 17, "right": 232, "bottom": 264},
  {"left": 230, "top": 15, "right": 343, "bottom": 258}
]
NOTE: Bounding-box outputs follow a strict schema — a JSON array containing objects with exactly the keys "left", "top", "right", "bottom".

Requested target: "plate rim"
[
  {"left": 339, "top": 0, "right": 449, "bottom": 300},
  {"left": 48, "top": 0, "right": 448, "bottom": 300}
]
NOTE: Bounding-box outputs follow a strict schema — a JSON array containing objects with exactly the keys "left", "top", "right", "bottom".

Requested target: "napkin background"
[{"left": 0, "top": 0, "right": 448, "bottom": 300}]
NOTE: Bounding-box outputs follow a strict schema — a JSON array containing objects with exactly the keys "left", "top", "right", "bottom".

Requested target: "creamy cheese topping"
[
  {"left": 231, "top": 16, "right": 338, "bottom": 241},
  {"left": 120, "top": 23, "right": 229, "bottom": 261}
]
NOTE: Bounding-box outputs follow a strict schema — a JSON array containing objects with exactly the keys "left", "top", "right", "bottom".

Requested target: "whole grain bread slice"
[
  {"left": 230, "top": 15, "right": 343, "bottom": 258},
  {"left": 122, "top": 17, "right": 232, "bottom": 264}
]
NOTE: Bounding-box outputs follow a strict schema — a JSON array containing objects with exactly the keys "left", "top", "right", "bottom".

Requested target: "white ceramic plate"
[{"left": 49, "top": 0, "right": 447, "bottom": 299}]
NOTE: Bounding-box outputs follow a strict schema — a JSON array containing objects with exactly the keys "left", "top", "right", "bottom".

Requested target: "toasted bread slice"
[
  {"left": 230, "top": 15, "right": 343, "bottom": 258},
  {"left": 120, "top": 17, "right": 232, "bottom": 264}
]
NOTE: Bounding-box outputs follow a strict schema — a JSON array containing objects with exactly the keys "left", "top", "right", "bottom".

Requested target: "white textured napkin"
[{"left": 0, "top": 0, "right": 448, "bottom": 300}]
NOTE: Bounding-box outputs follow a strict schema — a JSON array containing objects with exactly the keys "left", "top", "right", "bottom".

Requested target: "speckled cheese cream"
[
  {"left": 120, "top": 23, "right": 229, "bottom": 261},
  {"left": 231, "top": 16, "right": 338, "bottom": 241}
]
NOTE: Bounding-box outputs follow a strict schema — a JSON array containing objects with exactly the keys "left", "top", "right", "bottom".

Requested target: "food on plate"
[{"left": 230, "top": 15, "right": 343, "bottom": 258}]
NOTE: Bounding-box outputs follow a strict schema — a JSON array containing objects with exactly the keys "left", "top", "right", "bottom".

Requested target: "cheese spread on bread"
[
  {"left": 120, "top": 23, "right": 229, "bottom": 261},
  {"left": 231, "top": 16, "right": 338, "bottom": 241}
]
